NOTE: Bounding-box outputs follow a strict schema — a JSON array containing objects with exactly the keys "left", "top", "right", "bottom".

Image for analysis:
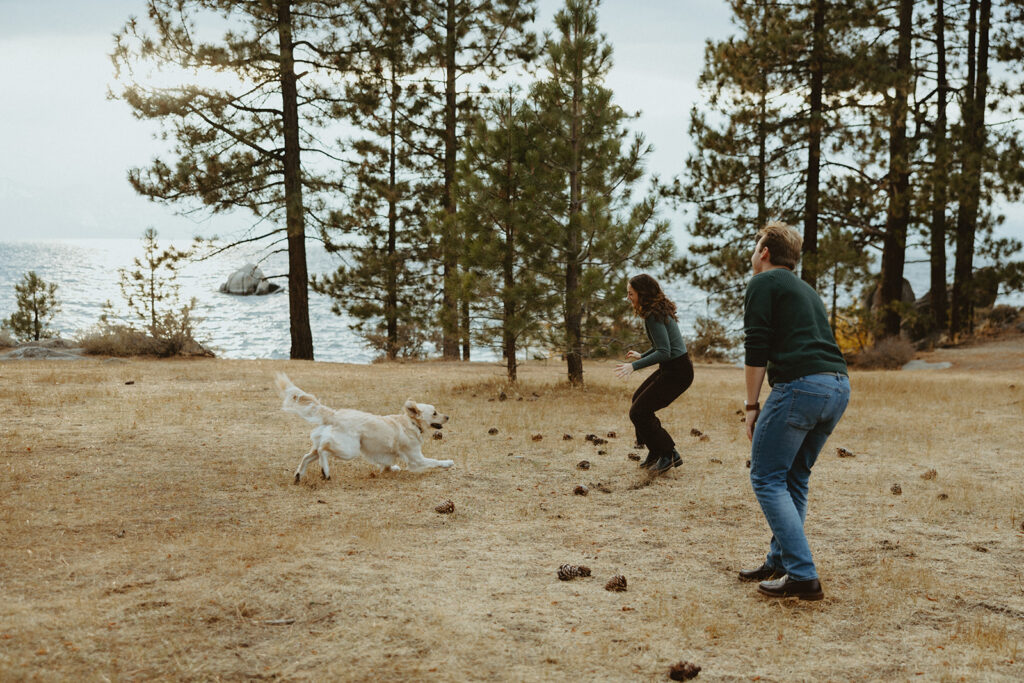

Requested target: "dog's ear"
[{"left": 404, "top": 399, "right": 421, "bottom": 418}]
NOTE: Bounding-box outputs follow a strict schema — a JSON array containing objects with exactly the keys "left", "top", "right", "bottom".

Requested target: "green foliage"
[
  {"left": 527, "top": 0, "right": 676, "bottom": 384},
  {"left": 457, "top": 86, "right": 558, "bottom": 379},
  {"left": 687, "top": 316, "right": 740, "bottom": 363},
  {"left": 3, "top": 271, "right": 61, "bottom": 342},
  {"left": 311, "top": 0, "right": 437, "bottom": 361},
  {"left": 416, "top": 0, "right": 540, "bottom": 358},
  {"left": 98, "top": 228, "right": 205, "bottom": 357}
]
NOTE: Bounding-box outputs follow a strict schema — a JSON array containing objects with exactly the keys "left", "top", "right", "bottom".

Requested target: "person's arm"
[
  {"left": 744, "top": 364, "right": 767, "bottom": 441},
  {"left": 631, "top": 319, "right": 671, "bottom": 370},
  {"left": 743, "top": 276, "right": 772, "bottom": 440}
]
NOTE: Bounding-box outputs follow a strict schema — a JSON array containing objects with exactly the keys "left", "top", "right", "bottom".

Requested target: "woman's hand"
[
  {"left": 614, "top": 363, "right": 634, "bottom": 380},
  {"left": 625, "top": 350, "right": 641, "bottom": 360}
]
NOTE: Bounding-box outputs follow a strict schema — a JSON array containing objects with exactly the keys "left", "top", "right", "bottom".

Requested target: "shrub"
[
  {"left": 0, "top": 325, "right": 16, "bottom": 347},
  {"left": 79, "top": 319, "right": 212, "bottom": 358},
  {"left": 984, "top": 305, "right": 1020, "bottom": 328},
  {"left": 850, "top": 336, "right": 915, "bottom": 369},
  {"left": 687, "top": 316, "right": 739, "bottom": 363},
  {"left": 92, "top": 227, "right": 210, "bottom": 357}
]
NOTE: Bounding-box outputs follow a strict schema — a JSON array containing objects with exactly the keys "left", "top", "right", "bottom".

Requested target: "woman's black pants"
[{"left": 629, "top": 353, "right": 694, "bottom": 454}]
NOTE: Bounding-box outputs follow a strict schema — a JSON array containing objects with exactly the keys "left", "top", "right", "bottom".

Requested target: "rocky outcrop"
[
  {"left": 219, "top": 264, "right": 282, "bottom": 295},
  {"left": 0, "top": 338, "right": 85, "bottom": 360}
]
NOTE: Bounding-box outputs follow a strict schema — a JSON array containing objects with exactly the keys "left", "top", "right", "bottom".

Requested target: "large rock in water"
[{"left": 219, "top": 264, "right": 281, "bottom": 295}]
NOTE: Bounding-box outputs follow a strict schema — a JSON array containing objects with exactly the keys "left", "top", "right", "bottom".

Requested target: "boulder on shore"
[{"left": 219, "top": 264, "right": 282, "bottom": 295}]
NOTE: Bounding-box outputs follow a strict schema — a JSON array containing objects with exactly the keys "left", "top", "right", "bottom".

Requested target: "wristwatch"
[{"left": 744, "top": 402, "right": 760, "bottom": 411}]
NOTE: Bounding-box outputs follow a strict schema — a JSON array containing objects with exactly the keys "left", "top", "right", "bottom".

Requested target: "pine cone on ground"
[
  {"left": 604, "top": 575, "right": 627, "bottom": 592},
  {"left": 432, "top": 431, "right": 443, "bottom": 440},
  {"left": 573, "top": 485, "right": 589, "bottom": 496},
  {"left": 488, "top": 427, "right": 499, "bottom": 435},
  {"left": 563, "top": 433, "right": 573, "bottom": 440},
  {"left": 576, "top": 460, "right": 590, "bottom": 470},
  {"left": 669, "top": 660, "right": 701, "bottom": 680},
  {"left": 627, "top": 453, "right": 641, "bottom": 461},
  {"left": 606, "top": 431, "right": 617, "bottom": 438},
  {"left": 531, "top": 433, "right": 543, "bottom": 442},
  {"left": 891, "top": 483, "right": 902, "bottom": 495},
  {"left": 836, "top": 447, "right": 856, "bottom": 458},
  {"left": 434, "top": 499, "right": 455, "bottom": 514},
  {"left": 921, "top": 468, "right": 937, "bottom": 480},
  {"left": 557, "top": 564, "right": 591, "bottom": 581},
  {"left": 690, "top": 428, "right": 703, "bottom": 437}
]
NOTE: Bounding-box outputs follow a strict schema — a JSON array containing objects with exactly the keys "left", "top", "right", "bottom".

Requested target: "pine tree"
[
  {"left": 530, "top": 0, "right": 675, "bottom": 386},
  {"left": 877, "top": 0, "right": 916, "bottom": 339},
  {"left": 680, "top": 1, "right": 805, "bottom": 321},
  {"left": 4, "top": 272, "right": 60, "bottom": 342},
  {"left": 457, "top": 87, "right": 556, "bottom": 381},
  {"left": 111, "top": 0, "right": 357, "bottom": 360},
  {"left": 418, "top": 0, "right": 538, "bottom": 360},
  {"left": 312, "top": 0, "right": 437, "bottom": 360},
  {"left": 950, "top": 0, "right": 992, "bottom": 337}
]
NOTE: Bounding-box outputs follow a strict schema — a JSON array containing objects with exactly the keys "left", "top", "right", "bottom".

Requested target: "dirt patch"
[{"left": 915, "top": 331, "right": 1024, "bottom": 372}]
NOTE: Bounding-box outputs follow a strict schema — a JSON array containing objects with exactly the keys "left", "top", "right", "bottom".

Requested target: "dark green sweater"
[
  {"left": 631, "top": 315, "right": 687, "bottom": 371},
  {"left": 743, "top": 268, "right": 847, "bottom": 385}
]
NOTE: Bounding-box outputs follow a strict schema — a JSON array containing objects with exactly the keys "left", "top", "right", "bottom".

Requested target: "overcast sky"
[{"left": 0, "top": 0, "right": 733, "bottom": 241}]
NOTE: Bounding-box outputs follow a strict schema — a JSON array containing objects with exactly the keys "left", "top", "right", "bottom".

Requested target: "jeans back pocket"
[{"left": 786, "top": 389, "right": 829, "bottom": 430}]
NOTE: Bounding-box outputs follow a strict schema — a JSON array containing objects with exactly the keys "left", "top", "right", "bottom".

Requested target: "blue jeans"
[{"left": 750, "top": 373, "right": 850, "bottom": 581}]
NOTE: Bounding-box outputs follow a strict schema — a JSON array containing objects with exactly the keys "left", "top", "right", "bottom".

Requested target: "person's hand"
[
  {"left": 745, "top": 407, "right": 760, "bottom": 441},
  {"left": 614, "top": 363, "right": 634, "bottom": 380},
  {"left": 625, "top": 350, "right": 641, "bottom": 360}
]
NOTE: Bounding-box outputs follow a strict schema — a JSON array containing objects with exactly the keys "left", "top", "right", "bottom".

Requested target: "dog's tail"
[{"left": 275, "top": 373, "right": 335, "bottom": 425}]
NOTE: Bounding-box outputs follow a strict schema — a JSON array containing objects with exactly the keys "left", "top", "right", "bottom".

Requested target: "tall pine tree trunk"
[
  {"left": 951, "top": 0, "right": 990, "bottom": 338},
  {"left": 879, "top": 0, "right": 913, "bottom": 339},
  {"left": 929, "top": 0, "right": 949, "bottom": 333},
  {"left": 441, "top": 0, "right": 460, "bottom": 360},
  {"left": 501, "top": 147, "right": 518, "bottom": 382},
  {"left": 756, "top": 88, "right": 768, "bottom": 228},
  {"left": 565, "top": 52, "right": 584, "bottom": 386},
  {"left": 386, "top": 64, "right": 400, "bottom": 361},
  {"left": 802, "top": 0, "right": 825, "bottom": 288},
  {"left": 277, "top": 0, "right": 313, "bottom": 360}
]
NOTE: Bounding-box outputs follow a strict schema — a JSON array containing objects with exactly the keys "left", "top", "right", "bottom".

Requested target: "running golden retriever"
[{"left": 275, "top": 373, "right": 454, "bottom": 482}]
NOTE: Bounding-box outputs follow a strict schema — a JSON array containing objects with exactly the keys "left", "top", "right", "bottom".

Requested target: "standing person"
[
  {"left": 740, "top": 223, "right": 850, "bottom": 601},
  {"left": 614, "top": 274, "right": 694, "bottom": 474}
]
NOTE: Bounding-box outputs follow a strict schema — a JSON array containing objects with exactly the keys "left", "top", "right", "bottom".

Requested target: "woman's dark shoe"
[
  {"left": 757, "top": 576, "right": 824, "bottom": 601},
  {"left": 738, "top": 562, "right": 785, "bottom": 582},
  {"left": 638, "top": 450, "right": 658, "bottom": 469},
  {"left": 650, "top": 449, "right": 682, "bottom": 474}
]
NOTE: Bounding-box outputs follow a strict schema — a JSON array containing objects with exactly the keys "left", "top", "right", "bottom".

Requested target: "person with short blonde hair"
[
  {"left": 739, "top": 223, "right": 849, "bottom": 601},
  {"left": 755, "top": 221, "right": 803, "bottom": 270}
]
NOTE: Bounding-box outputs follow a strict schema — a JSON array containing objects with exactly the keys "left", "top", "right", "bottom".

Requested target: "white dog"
[{"left": 275, "top": 373, "right": 453, "bottom": 482}]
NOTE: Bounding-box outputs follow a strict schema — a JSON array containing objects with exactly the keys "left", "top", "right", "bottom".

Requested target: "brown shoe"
[
  {"left": 738, "top": 562, "right": 785, "bottom": 582},
  {"left": 757, "top": 576, "right": 824, "bottom": 601}
]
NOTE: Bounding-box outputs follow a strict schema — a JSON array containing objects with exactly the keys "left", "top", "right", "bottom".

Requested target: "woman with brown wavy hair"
[{"left": 614, "top": 273, "right": 694, "bottom": 474}]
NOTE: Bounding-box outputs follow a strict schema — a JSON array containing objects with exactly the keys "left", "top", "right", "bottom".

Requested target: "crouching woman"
[{"left": 614, "top": 274, "right": 694, "bottom": 474}]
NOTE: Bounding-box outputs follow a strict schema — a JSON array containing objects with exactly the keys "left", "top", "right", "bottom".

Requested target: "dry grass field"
[{"left": 1, "top": 341, "right": 1023, "bottom": 681}]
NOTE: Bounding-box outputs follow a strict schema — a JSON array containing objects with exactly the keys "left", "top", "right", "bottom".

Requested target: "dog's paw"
[
  {"left": 389, "top": 464, "right": 401, "bottom": 472},
  {"left": 293, "top": 473, "right": 302, "bottom": 484},
  {"left": 440, "top": 460, "right": 454, "bottom": 469}
]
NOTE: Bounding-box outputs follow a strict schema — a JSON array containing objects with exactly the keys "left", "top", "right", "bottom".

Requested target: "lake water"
[{"left": 0, "top": 239, "right": 1017, "bottom": 363}]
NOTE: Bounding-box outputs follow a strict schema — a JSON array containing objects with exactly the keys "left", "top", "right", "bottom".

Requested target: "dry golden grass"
[{"left": 1, "top": 346, "right": 1023, "bottom": 681}]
